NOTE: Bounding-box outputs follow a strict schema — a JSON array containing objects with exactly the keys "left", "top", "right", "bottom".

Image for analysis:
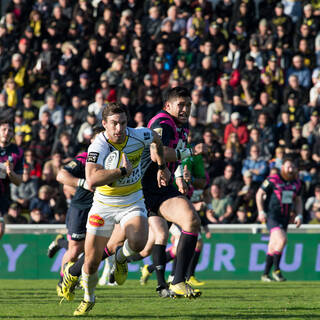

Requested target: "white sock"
[
  {"left": 100, "top": 255, "right": 115, "bottom": 281},
  {"left": 116, "top": 240, "right": 136, "bottom": 263},
  {"left": 82, "top": 266, "right": 98, "bottom": 302}
]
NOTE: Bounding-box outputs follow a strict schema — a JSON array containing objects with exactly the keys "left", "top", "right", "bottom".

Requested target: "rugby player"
[
  {"left": 256, "top": 158, "right": 302, "bottom": 282},
  {"left": 142, "top": 87, "right": 204, "bottom": 297},
  {"left": 63, "top": 103, "right": 168, "bottom": 316},
  {"left": 0, "top": 117, "right": 24, "bottom": 215}
]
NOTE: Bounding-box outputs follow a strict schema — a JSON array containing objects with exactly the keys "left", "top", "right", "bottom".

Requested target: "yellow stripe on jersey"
[
  {"left": 107, "top": 136, "right": 129, "bottom": 151},
  {"left": 97, "top": 180, "right": 142, "bottom": 196}
]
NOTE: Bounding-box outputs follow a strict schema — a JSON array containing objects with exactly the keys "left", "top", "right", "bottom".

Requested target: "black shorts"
[
  {"left": 66, "top": 206, "right": 90, "bottom": 241},
  {"left": 267, "top": 217, "right": 289, "bottom": 232},
  {"left": 144, "top": 185, "right": 181, "bottom": 217}
]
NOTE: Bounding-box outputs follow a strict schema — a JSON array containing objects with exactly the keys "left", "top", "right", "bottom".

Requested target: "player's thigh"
[
  {"left": 84, "top": 232, "right": 109, "bottom": 266},
  {"left": 149, "top": 215, "right": 168, "bottom": 244},
  {"left": 269, "top": 228, "right": 287, "bottom": 248},
  {"left": 159, "top": 196, "right": 200, "bottom": 231}
]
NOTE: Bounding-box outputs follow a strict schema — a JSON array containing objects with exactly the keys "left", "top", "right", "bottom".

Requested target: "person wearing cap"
[
  {"left": 205, "top": 21, "right": 227, "bottom": 55},
  {"left": 52, "top": 131, "right": 80, "bottom": 164},
  {"left": 296, "top": 144, "right": 317, "bottom": 186},
  {"left": 257, "top": 158, "right": 302, "bottom": 282},
  {"left": 271, "top": 2, "right": 293, "bottom": 36},
  {"left": 224, "top": 112, "right": 249, "bottom": 145},
  {"left": 150, "top": 55, "right": 171, "bottom": 90},
  {"left": 186, "top": 6, "right": 207, "bottom": 37},
  {"left": 171, "top": 55, "right": 192, "bottom": 87},
  {"left": 196, "top": 40, "right": 218, "bottom": 71},
  {"left": 137, "top": 73, "right": 161, "bottom": 105},
  {"left": 280, "top": 92, "right": 305, "bottom": 125},
  {"left": 302, "top": 110, "right": 320, "bottom": 144},
  {"left": 117, "top": 72, "right": 138, "bottom": 106},
  {"left": 262, "top": 54, "right": 285, "bottom": 87},
  {"left": 14, "top": 109, "right": 32, "bottom": 144},
  {"left": 73, "top": 73, "right": 95, "bottom": 106},
  {"left": 20, "top": 93, "right": 38, "bottom": 125},
  {"left": 284, "top": 123, "right": 308, "bottom": 159},
  {"left": 218, "top": 55, "right": 241, "bottom": 88},
  {"left": 234, "top": 170, "right": 259, "bottom": 223},
  {"left": 230, "top": 20, "right": 249, "bottom": 52},
  {"left": 136, "top": 88, "right": 161, "bottom": 124}
]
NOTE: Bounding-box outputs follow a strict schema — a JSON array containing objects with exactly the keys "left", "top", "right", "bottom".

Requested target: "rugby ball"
[{"left": 104, "top": 150, "right": 122, "bottom": 170}]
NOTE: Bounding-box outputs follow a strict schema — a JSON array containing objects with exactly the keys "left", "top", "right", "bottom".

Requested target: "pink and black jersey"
[
  {"left": 0, "top": 143, "right": 24, "bottom": 198},
  {"left": 261, "top": 174, "right": 301, "bottom": 222},
  {"left": 63, "top": 152, "right": 93, "bottom": 209},
  {"left": 147, "top": 111, "right": 189, "bottom": 177}
]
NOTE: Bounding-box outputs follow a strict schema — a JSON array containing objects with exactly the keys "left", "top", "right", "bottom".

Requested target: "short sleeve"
[
  {"left": 63, "top": 159, "right": 84, "bottom": 178},
  {"left": 134, "top": 127, "right": 154, "bottom": 146},
  {"left": 260, "top": 178, "right": 273, "bottom": 193},
  {"left": 86, "top": 134, "right": 110, "bottom": 166},
  {"left": 149, "top": 120, "right": 175, "bottom": 147}
]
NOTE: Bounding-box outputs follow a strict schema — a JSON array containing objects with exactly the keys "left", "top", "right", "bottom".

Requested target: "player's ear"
[
  {"left": 102, "top": 119, "right": 107, "bottom": 129},
  {"left": 164, "top": 101, "right": 170, "bottom": 110}
]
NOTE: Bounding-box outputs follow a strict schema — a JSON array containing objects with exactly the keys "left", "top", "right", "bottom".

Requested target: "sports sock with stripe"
[
  {"left": 263, "top": 253, "right": 274, "bottom": 275},
  {"left": 152, "top": 244, "right": 167, "bottom": 288}
]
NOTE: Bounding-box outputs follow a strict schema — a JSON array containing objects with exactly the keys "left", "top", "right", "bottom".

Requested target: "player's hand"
[
  {"left": 183, "top": 165, "right": 191, "bottom": 183},
  {"left": 258, "top": 214, "right": 266, "bottom": 224},
  {"left": 6, "top": 160, "right": 13, "bottom": 176},
  {"left": 176, "top": 177, "right": 188, "bottom": 195},
  {"left": 205, "top": 231, "right": 211, "bottom": 239},
  {"left": 294, "top": 215, "right": 302, "bottom": 228},
  {"left": 157, "top": 167, "right": 170, "bottom": 188},
  {"left": 193, "top": 143, "right": 207, "bottom": 155},
  {"left": 122, "top": 153, "right": 133, "bottom": 176}
]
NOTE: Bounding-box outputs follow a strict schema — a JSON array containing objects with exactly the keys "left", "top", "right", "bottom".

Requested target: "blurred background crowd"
[{"left": 1, "top": 0, "right": 320, "bottom": 225}]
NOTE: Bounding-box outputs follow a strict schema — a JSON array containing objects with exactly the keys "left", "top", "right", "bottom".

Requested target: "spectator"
[
  {"left": 39, "top": 94, "right": 64, "bottom": 127},
  {"left": 3, "top": 202, "right": 28, "bottom": 224},
  {"left": 224, "top": 112, "right": 249, "bottom": 145},
  {"left": 29, "top": 185, "right": 54, "bottom": 221},
  {"left": 206, "top": 184, "right": 233, "bottom": 224},
  {"left": 10, "top": 167, "right": 38, "bottom": 210},
  {"left": 242, "top": 144, "right": 268, "bottom": 182},
  {"left": 29, "top": 207, "right": 46, "bottom": 224}
]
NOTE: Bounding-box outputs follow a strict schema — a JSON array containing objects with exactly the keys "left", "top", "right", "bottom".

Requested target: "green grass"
[{"left": 0, "top": 280, "right": 319, "bottom": 320}]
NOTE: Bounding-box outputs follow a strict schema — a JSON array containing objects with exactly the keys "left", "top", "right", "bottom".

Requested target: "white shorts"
[{"left": 86, "top": 199, "right": 148, "bottom": 237}]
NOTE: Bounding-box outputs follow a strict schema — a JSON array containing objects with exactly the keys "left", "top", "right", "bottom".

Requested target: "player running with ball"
[{"left": 67, "top": 103, "right": 168, "bottom": 316}]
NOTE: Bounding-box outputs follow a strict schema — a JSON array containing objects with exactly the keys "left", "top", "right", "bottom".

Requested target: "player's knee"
[
  {"left": 187, "top": 212, "right": 201, "bottom": 232},
  {"left": 154, "top": 228, "right": 168, "bottom": 245},
  {"left": 129, "top": 236, "right": 148, "bottom": 253},
  {"left": 69, "top": 244, "right": 84, "bottom": 260}
]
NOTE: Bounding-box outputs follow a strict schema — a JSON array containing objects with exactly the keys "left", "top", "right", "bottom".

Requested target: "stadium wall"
[{"left": 1, "top": 233, "right": 320, "bottom": 280}]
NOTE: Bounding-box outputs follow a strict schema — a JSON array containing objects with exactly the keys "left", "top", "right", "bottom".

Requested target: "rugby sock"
[
  {"left": 57, "top": 238, "right": 68, "bottom": 250},
  {"left": 152, "top": 244, "right": 167, "bottom": 288},
  {"left": 127, "top": 253, "right": 144, "bottom": 262},
  {"left": 82, "top": 266, "right": 98, "bottom": 302},
  {"left": 171, "top": 257, "right": 177, "bottom": 277},
  {"left": 263, "top": 253, "right": 274, "bottom": 275},
  {"left": 171, "top": 231, "right": 198, "bottom": 285},
  {"left": 186, "top": 248, "right": 201, "bottom": 279},
  {"left": 69, "top": 255, "right": 84, "bottom": 277},
  {"left": 273, "top": 251, "right": 282, "bottom": 271},
  {"left": 147, "top": 249, "right": 175, "bottom": 273},
  {"left": 116, "top": 239, "right": 136, "bottom": 263}
]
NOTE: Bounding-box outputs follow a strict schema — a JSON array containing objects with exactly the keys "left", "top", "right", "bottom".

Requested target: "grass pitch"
[{"left": 0, "top": 280, "right": 319, "bottom": 320}]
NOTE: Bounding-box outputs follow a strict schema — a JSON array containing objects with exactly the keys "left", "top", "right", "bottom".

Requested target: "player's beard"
[{"left": 280, "top": 168, "right": 297, "bottom": 181}]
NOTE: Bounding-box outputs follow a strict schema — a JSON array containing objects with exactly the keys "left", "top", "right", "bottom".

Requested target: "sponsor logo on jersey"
[
  {"left": 89, "top": 214, "right": 104, "bottom": 227},
  {"left": 66, "top": 161, "right": 77, "bottom": 169},
  {"left": 87, "top": 152, "right": 99, "bottom": 163}
]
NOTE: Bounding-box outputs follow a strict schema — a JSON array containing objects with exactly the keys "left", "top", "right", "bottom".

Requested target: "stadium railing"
[{"left": 5, "top": 224, "right": 320, "bottom": 234}]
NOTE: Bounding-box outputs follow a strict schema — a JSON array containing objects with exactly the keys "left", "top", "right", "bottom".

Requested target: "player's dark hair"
[
  {"left": 0, "top": 116, "right": 14, "bottom": 128},
  {"left": 164, "top": 86, "right": 191, "bottom": 103},
  {"left": 92, "top": 125, "right": 104, "bottom": 136},
  {"left": 282, "top": 156, "right": 295, "bottom": 165},
  {"left": 102, "top": 102, "right": 129, "bottom": 120}
]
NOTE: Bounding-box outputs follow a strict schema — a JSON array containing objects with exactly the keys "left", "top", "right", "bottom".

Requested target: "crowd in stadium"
[{"left": 1, "top": 0, "right": 320, "bottom": 225}]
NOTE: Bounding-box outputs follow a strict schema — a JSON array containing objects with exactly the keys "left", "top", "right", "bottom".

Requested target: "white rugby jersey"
[{"left": 87, "top": 127, "right": 153, "bottom": 206}]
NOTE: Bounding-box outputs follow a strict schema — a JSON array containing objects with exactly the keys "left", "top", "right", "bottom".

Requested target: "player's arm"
[
  {"left": 150, "top": 130, "right": 170, "bottom": 187},
  {"left": 0, "top": 217, "right": 5, "bottom": 240},
  {"left": 86, "top": 158, "right": 132, "bottom": 189},
  {"left": 294, "top": 195, "right": 303, "bottom": 228},
  {"left": 163, "top": 143, "right": 207, "bottom": 162},
  {"left": 6, "top": 161, "right": 22, "bottom": 186},
  {"left": 256, "top": 187, "right": 267, "bottom": 223}
]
